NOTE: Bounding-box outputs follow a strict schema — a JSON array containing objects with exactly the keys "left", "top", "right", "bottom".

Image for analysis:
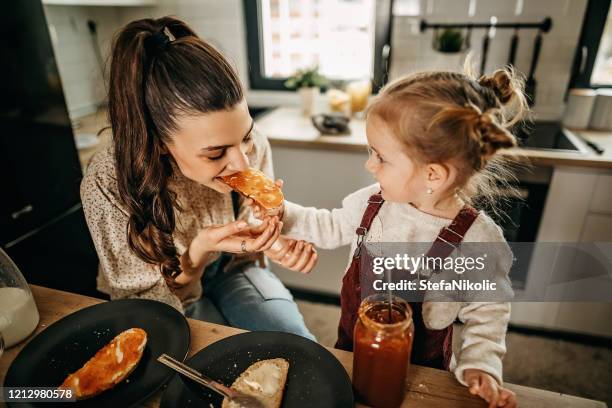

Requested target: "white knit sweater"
[{"left": 282, "top": 183, "right": 512, "bottom": 386}]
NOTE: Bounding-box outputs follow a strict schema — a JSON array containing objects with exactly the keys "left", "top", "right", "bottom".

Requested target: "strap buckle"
[
  {"left": 437, "top": 235, "right": 459, "bottom": 251},
  {"left": 354, "top": 227, "right": 368, "bottom": 258},
  {"left": 443, "top": 227, "right": 464, "bottom": 240}
]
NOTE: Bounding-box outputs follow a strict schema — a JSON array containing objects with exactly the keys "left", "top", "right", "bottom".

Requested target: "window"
[
  {"left": 591, "top": 9, "right": 612, "bottom": 85},
  {"left": 570, "top": 0, "right": 611, "bottom": 88},
  {"left": 243, "top": 0, "right": 393, "bottom": 91}
]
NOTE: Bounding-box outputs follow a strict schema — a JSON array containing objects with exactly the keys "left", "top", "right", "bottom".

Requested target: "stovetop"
[{"left": 515, "top": 122, "right": 582, "bottom": 152}]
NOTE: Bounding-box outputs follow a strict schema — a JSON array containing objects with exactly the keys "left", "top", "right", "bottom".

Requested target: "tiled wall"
[
  {"left": 43, "top": 0, "right": 248, "bottom": 119},
  {"left": 390, "top": 0, "right": 588, "bottom": 120},
  {"left": 43, "top": 5, "right": 121, "bottom": 118},
  {"left": 45, "top": 0, "right": 587, "bottom": 121},
  {"left": 117, "top": 0, "right": 249, "bottom": 84}
]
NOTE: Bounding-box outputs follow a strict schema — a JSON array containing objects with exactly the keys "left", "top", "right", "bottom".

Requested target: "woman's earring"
[{"left": 426, "top": 188, "right": 433, "bottom": 194}]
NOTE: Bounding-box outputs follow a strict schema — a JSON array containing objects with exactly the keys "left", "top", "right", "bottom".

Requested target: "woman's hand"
[
  {"left": 464, "top": 369, "right": 517, "bottom": 408},
  {"left": 177, "top": 217, "right": 281, "bottom": 285},
  {"left": 265, "top": 236, "right": 318, "bottom": 274},
  {"left": 244, "top": 179, "right": 285, "bottom": 221},
  {"left": 192, "top": 217, "right": 282, "bottom": 258}
]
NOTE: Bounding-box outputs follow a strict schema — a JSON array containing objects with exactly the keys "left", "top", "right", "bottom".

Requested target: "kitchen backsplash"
[
  {"left": 390, "top": 0, "right": 588, "bottom": 120},
  {"left": 43, "top": 5, "right": 121, "bottom": 118},
  {"left": 44, "top": 0, "right": 587, "bottom": 121}
]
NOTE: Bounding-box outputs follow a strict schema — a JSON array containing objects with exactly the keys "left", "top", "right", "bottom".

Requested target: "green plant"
[
  {"left": 284, "top": 66, "right": 328, "bottom": 89},
  {"left": 434, "top": 28, "right": 465, "bottom": 53}
]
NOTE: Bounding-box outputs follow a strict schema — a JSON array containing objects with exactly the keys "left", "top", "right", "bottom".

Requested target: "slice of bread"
[
  {"left": 221, "top": 358, "right": 289, "bottom": 408},
  {"left": 220, "top": 168, "right": 284, "bottom": 213},
  {"left": 59, "top": 328, "right": 147, "bottom": 400}
]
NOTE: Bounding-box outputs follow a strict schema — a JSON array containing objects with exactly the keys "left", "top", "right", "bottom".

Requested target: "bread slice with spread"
[
  {"left": 59, "top": 328, "right": 147, "bottom": 399},
  {"left": 222, "top": 358, "right": 289, "bottom": 408}
]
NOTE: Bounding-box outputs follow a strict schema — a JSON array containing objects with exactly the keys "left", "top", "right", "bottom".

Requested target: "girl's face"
[
  {"left": 165, "top": 99, "right": 254, "bottom": 194},
  {"left": 364, "top": 114, "right": 427, "bottom": 203}
]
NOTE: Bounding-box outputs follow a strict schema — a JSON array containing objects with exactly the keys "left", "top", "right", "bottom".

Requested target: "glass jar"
[
  {"left": 346, "top": 79, "right": 372, "bottom": 116},
  {"left": 0, "top": 248, "right": 39, "bottom": 353},
  {"left": 352, "top": 294, "right": 414, "bottom": 408}
]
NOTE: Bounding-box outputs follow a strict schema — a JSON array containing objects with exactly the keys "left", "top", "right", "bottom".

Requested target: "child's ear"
[
  {"left": 425, "top": 163, "right": 449, "bottom": 189},
  {"left": 427, "top": 164, "right": 460, "bottom": 196}
]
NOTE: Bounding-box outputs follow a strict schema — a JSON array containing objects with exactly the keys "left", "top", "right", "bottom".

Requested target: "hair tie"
[{"left": 145, "top": 26, "right": 175, "bottom": 57}]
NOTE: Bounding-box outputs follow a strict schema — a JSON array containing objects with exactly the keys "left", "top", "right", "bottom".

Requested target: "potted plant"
[
  {"left": 284, "top": 66, "right": 328, "bottom": 116},
  {"left": 433, "top": 28, "right": 465, "bottom": 53},
  {"left": 431, "top": 28, "right": 469, "bottom": 71}
]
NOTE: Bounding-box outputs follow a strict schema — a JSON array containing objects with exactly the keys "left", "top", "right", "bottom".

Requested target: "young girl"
[{"left": 261, "top": 68, "right": 525, "bottom": 407}]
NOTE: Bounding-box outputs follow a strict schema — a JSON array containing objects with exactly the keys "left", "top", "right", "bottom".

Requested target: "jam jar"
[{"left": 352, "top": 294, "right": 414, "bottom": 408}]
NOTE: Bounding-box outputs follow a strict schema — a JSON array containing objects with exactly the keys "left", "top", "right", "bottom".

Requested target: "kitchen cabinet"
[
  {"left": 1, "top": 0, "right": 100, "bottom": 298},
  {"left": 590, "top": 174, "right": 612, "bottom": 213},
  {"left": 510, "top": 166, "right": 612, "bottom": 338},
  {"left": 269, "top": 146, "right": 371, "bottom": 296}
]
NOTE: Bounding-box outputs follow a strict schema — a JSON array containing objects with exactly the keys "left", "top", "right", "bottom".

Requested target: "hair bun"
[
  {"left": 477, "top": 111, "right": 516, "bottom": 165},
  {"left": 478, "top": 70, "right": 515, "bottom": 105}
]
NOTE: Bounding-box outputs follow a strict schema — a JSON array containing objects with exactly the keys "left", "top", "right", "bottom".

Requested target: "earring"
[{"left": 426, "top": 188, "right": 433, "bottom": 194}]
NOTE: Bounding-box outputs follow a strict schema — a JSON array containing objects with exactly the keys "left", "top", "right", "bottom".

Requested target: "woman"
[{"left": 81, "top": 17, "right": 317, "bottom": 340}]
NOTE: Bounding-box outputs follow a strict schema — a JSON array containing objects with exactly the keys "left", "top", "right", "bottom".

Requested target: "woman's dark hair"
[{"left": 108, "top": 16, "right": 243, "bottom": 287}]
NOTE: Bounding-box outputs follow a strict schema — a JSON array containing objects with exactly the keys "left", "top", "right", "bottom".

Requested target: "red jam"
[{"left": 352, "top": 295, "right": 414, "bottom": 408}]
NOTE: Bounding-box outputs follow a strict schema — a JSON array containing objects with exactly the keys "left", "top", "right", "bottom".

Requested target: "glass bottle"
[{"left": 0, "top": 248, "right": 40, "bottom": 354}]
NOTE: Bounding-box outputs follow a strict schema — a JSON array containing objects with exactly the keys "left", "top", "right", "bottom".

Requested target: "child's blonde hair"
[{"left": 367, "top": 64, "right": 529, "bottom": 211}]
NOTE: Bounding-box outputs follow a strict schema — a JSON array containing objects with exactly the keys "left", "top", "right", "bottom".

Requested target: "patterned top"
[{"left": 80, "top": 126, "right": 273, "bottom": 313}]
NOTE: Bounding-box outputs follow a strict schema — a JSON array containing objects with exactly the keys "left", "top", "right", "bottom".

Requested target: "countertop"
[
  {"left": 72, "top": 107, "right": 612, "bottom": 171},
  {"left": 257, "top": 107, "right": 612, "bottom": 170},
  {"left": 0, "top": 285, "right": 607, "bottom": 407}
]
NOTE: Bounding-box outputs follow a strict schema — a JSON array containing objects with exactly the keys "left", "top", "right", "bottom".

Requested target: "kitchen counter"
[
  {"left": 257, "top": 107, "right": 612, "bottom": 169},
  {"left": 72, "top": 109, "right": 112, "bottom": 171},
  {"left": 0, "top": 285, "right": 607, "bottom": 408},
  {"left": 72, "top": 107, "right": 612, "bottom": 170}
]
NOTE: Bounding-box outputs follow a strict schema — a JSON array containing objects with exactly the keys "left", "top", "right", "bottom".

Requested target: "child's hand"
[
  {"left": 244, "top": 179, "right": 285, "bottom": 221},
  {"left": 464, "top": 369, "right": 517, "bottom": 408},
  {"left": 265, "top": 236, "right": 318, "bottom": 274}
]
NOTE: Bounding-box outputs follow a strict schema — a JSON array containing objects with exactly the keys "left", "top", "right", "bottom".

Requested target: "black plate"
[
  {"left": 3, "top": 299, "right": 190, "bottom": 408},
  {"left": 160, "top": 331, "right": 354, "bottom": 408}
]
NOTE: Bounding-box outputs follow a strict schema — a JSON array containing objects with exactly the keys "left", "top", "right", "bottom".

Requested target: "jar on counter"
[
  {"left": 352, "top": 294, "right": 414, "bottom": 408},
  {"left": 562, "top": 88, "right": 596, "bottom": 129}
]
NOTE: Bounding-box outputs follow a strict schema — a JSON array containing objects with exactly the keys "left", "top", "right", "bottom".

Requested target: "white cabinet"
[
  {"left": 581, "top": 214, "right": 612, "bottom": 241},
  {"left": 510, "top": 166, "right": 612, "bottom": 338},
  {"left": 269, "top": 146, "right": 371, "bottom": 296},
  {"left": 590, "top": 174, "right": 612, "bottom": 214}
]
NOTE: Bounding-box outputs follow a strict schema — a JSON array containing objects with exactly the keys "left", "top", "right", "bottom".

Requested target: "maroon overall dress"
[{"left": 335, "top": 192, "right": 479, "bottom": 371}]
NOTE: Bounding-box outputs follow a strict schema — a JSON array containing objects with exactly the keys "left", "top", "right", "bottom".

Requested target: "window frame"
[
  {"left": 569, "top": 0, "right": 611, "bottom": 89},
  {"left": 242, "top": 0, "right": 393, "bottom": 92}
]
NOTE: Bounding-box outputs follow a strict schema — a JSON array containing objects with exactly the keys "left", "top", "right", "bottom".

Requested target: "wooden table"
[{"left": 0, "top": 286, "right": 607, "bottom": 408}]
